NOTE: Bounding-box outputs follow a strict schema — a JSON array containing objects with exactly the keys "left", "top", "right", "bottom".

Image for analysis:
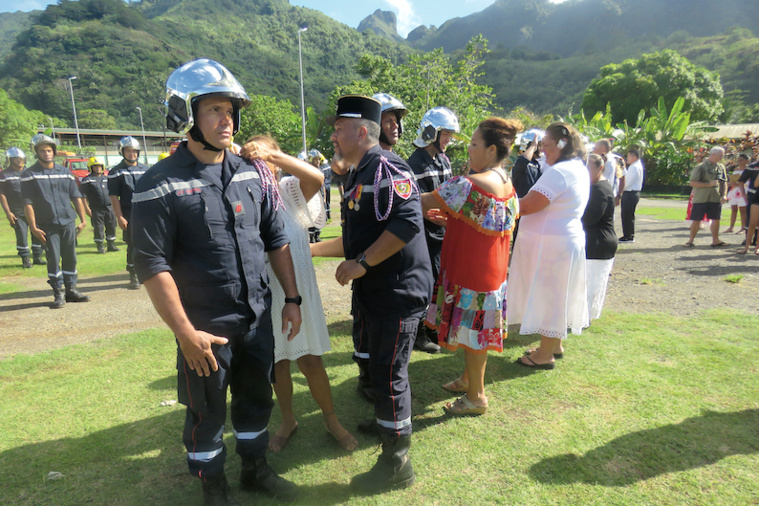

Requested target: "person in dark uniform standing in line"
[
  {"left": 132, "top": 58, "right": 301, "bottom": 506},
  {"left": 108, "top": 135, "right": 148, "bottom": 289},
  {"left": 311, "top": 95, "right": 432, "bottom": 494},
  {"left": 80, "top": 156, "right": 119, "bottom": 254},
  {"left": 1, "top": 147, "right": 45, "bottom": 268},
  {"left": 511, "top": 129, "right": 544, "bottom": 243},
  {"left": 373, "top": 92, "right": 407, "bottom": 152},
  {"left": 21, "top": 134, "right": 90, "bottom": 308},
  {"left": 406, "top": 106, "right": 460, "bottom": 354}
]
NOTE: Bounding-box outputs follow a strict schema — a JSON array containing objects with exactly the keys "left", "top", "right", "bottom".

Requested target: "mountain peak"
[{"left": 357, "top": 9, "right": 404, "bottom": 43}]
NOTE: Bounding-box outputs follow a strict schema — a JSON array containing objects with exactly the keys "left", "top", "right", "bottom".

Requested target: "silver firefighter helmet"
[
  {"left": 165, "top": 58, "right": 251, "bottom": 135},
  {"left": 413, "top": 107, "right": 460, "bottom": 148}
]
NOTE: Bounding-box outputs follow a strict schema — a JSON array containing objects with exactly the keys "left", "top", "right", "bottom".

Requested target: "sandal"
[
  {"left": 268, "top": 423, "right": 297, "bottom": 452},
  {"left": 524, "top": 349, "right": 563, "bottom": 359},
  {"left": 710, "top": 241, "right": 728, "bottom": 248},
  {"left": 443, "top": 395, "right": 487, "bottom": 416},
  {"left": 442, "top": 377, "right": 469, "bottom": 393},
  {"left": 325, "top": 424, "right": 358, "bottom": 451},
  {"left": 682, "top": 242, "right": 694, "bottom": 248}
]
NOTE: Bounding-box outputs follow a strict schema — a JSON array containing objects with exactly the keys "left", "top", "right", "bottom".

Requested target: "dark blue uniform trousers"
[
  {"left": 351, "top": 291, "right": 370, "bottom": 364},
  {"left": 178, "top": 311, "right": 275, "bottom": 480},
  {"left": 13, "top": 213, "right": 43, "bottom": 259},
  {"left": 41, "top": 223, "right": 78, "bottom": 289},
  {"left": 364, "top": 308, "right": 423, "bottom": 438},
  {"left": 91, "top": 207, "right": 116, "bottom": 244}
]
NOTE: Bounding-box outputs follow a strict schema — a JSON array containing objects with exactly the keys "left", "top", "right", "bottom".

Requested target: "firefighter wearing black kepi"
[
  {"left": 406, "top": 106, "right": 460, "bottom": 354},
  {"left": 21, "top": 134, "right": 90, "bottom": 308},
  {"left": 80, "top": 156, "right": 119, "bottom": 254},
  {"left": 0, "top": 147, "right": 45, "bottom": 268},
  {"left": 312, "top": 95, "right": 432, "bottom": 494},
  {"left": 348, "top": 92, "right": 409, "bottom": 403},
  {"left": 108, "top": 135, "right": 148, "bottom": 289},
  {"left": 131, "top": 58, "right": 301, "bottom": 505}
]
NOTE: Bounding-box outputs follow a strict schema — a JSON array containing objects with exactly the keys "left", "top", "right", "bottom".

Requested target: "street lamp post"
[
  {"left": 67, "top": 76, "right": 81, "bottom": 151},
  {"left": 136, "top": 106, "right": 148, "bottom": 165},
  {"left": 297, "top": 26, "right": 308, "bottom": 155}
]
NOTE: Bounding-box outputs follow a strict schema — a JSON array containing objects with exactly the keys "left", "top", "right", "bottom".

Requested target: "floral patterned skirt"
[{"left": 426, "top": 272, "right": 507, "bottom": 354}]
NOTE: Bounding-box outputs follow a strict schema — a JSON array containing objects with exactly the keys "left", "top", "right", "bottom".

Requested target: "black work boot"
[
  {"left": 33, "top": 254, "right": 46, "bottom": 265},
  {"left": 107, "top": 240, "right": 120, "bottom": 252},
  {"left": 413, "top": 322, "right": 441, "bottom": 354},
  {"left": 128, "top": 271, "right": 140, "bottom": 290},
  {"left": 21, "top": 256, "right": 32, "bottom": 269},
  {"left": 96, "top": 243, "right": 106, "bottom": 254},
  {"left": 240, "top": 457, "right": 298, "bottom": 502},
  {"left": 65, "top": 287, "right": 91, "bottom": 303},
  {"left": 350, "top": 433, "right": 415, "bottom": 494},
  {"left": 202, "top": 473, "right": 240, "bottom": 506},
  {"left": 357, "top": 418, "right": 380, "bottom": 436},
  {"left": 51, "top": 287, "right": 66, "bottom": 309},
  {"left": 356, "top": 360, "right": 375, "bottom": 403}
]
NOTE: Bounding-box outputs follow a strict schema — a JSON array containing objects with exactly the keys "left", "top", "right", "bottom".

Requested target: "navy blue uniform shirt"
[
  {"left": 342, "top": 145, "right": 432, "bottom": 318},
  {"left": 0, "top": 168, "right": 25, "bottom": 213},
  {"left": 512, "top": 155, "right": 542, "bottom": 198},
  {"left": 80, "top": 173, "right": 112, "bottom": 209},
  {"left": 407, "top": 147, "right": 452, "bottom": 242},
  {"left": 131, "top": 143, "right": 289, "bottom": 337},
  {"left": 20, "top": 161, "right": 81, "bottom": 227},
  {"left": 108, "top": 160, "right": 149, "bottom": 216}
]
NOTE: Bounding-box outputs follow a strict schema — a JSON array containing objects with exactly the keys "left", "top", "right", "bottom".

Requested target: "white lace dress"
[
  {"left": 507, "top": 158, "right": 590, "bottom": 338},
  {"left": 267, "top": 176, "right": 331, "bottom": 362}
]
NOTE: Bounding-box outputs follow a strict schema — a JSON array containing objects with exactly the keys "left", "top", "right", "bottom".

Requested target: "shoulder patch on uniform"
[{"left": 393, "top": 178, "right": 413, "bottom": 199}]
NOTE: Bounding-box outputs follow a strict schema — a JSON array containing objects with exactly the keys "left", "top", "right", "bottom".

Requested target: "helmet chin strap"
[
  {"left": 189, "top": 125, "right": 222, "bottom": 152},
  {"left": 379, "top": 130, "right": 391, "bottom": 147}
]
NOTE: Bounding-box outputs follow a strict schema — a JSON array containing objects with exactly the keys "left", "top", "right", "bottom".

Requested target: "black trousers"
[
  {"left": 621, "top": 191, "right": 640, "bottom": 239},
  {"left": 360, "top": 304, "right": 422, "bottom": 438},
  {"left": 41, "top": 223, "right": 78, "bottom": 289},
  {"left": 179, "top": 311, "right": 275, "bottom": 479},
  {"left": 91, "top": 207, "right": 117, "bottom": 244}
]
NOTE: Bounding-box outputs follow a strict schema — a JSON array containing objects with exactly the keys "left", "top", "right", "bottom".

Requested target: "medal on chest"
[{"left": 347, "top": 184, "right": 362, "bottom": 211}]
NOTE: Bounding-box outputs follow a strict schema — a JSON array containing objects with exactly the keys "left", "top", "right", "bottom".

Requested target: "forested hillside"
[
  {"left": 0, "top": 10, "right": 34, "bottom": 63},
  {"left": 0, "top": 0, "right": 410, "bottom": 130}
]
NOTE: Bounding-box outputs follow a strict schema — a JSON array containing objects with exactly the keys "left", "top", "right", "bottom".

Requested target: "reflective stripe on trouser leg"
[
  {"left": 230, "top": 310, "right": 275, "bottom": 461},
  {"left": 367, "top": 311, "right": 421, "bottom": 437}
]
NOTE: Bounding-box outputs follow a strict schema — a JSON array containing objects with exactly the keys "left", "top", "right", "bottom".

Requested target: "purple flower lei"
[{"left": 373, "top": 155, "right": 418, "bottom": 221}]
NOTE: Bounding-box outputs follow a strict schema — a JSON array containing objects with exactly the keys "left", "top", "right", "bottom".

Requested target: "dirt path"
[{"left": 0, "top": 199, "right": 756, "bottom": 359}]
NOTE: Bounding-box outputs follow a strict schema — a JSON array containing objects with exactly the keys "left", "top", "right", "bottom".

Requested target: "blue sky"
[{"left": 0, "top": 0, "right": 568, "bottom": 38}]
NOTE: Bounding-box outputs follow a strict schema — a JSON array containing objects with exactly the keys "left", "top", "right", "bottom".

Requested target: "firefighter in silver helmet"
[{"left": 130, "top": 58, "right": 301, "bottom": 505}]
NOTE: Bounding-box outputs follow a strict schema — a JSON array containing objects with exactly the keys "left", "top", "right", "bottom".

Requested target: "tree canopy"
[{"left": 581, "top": 50, "right": 724, "bottom": 125}]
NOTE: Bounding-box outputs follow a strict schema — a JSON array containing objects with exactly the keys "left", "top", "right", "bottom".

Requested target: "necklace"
[{"left": 483, "top": 166, "right": 507, "bottom": 182}]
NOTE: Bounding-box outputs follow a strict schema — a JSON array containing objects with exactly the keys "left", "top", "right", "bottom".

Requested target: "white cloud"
[{"left": 384, "top": 0, "right": 421, "bottom": 38}]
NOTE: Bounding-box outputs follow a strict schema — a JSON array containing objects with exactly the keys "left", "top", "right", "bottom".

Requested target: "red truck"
[{"left": 59, "top": 152, "right": 107, "bottom": 183}]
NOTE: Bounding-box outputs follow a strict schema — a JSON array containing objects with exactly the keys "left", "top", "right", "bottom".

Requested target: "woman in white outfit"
[
  {"left": 508, "top": 123, "right": 590, "bottom": 369},
  {"left": 242, "top": 136, "right": 357, "bottom": 452}
]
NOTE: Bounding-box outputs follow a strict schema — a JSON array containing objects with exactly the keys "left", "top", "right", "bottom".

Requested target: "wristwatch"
[
  {"left": 357, "top": 252, "right": 372, "bottom": 271},
  {"left": 284, "top": 295, "right": 302, "bottom": 306}
]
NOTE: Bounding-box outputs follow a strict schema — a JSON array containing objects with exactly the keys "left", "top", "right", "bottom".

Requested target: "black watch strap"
[
  {"left": 284, "top": 295, "right": 302, "bottom": 306},
  {"left": 357, "top": 253, "right": 371, "bottom": 271}
]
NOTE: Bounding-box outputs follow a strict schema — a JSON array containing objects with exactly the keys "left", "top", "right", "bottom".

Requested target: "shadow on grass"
[{"left": 529, "top": 409, "right": 759, "bottom": 486}]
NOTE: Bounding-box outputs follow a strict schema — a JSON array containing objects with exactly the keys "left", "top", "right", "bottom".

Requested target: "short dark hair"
[
  {"left": 477, "top": 117, "right": 523, "bottom": 162},
  {"left": 627, "top": 148, "right": 641, "bottom": 159}
]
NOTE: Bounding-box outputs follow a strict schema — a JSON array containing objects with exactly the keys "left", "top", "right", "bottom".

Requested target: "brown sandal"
[
  {"left": 442, "top": 376, "right": 469, "bottom": 393},
  {"left": 325, "top": 424, "right": 358, "bottom": 451},
  {"left": 268, "top": 423, "right": 297, "bottom": 452},
  {"left": 443, "top": 395, "right": 487, "bottom": 416}
]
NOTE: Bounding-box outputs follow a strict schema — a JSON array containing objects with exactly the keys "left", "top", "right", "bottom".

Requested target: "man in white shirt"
[
  {"left": 619, "top": 148, "right": 644, "bottom": 242},
  {"left": 593, "top": 139, "right": 626, "bottom": 205}
]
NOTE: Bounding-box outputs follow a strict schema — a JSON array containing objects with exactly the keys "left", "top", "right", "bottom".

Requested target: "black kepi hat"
[{"left": 326, "top": 95, "right": 381, "bottom": 126}]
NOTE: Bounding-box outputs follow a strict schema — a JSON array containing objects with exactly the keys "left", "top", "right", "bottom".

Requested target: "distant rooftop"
[{"left": 704, "top": 124, "right": 759, "bottom": 140}]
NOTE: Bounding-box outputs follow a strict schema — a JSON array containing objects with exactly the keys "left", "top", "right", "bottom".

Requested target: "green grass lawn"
[
  {"left": 2, "top": 193, "right": 757, "bottom": 504},
  {"left": 637, "top": 206, "right": 687, "bottom": 221},
  {"left": 1, "top": 310, "right": 757, "bottom": 504}
]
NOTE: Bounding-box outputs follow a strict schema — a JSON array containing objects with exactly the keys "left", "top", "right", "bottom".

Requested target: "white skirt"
[
  {"left": 507, "top": 229, "right": 589, "bottom": 339},
  {"left": 586, "top": 258, "right": 614, "bottom": 321}
]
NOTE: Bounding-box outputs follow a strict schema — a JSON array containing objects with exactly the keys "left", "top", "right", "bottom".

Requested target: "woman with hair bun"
[
  {"left": 508, "top": 122, "right": 590, "bottom": 370},
  {"left": 422, "top": 117, "right": 521, "bottom": 416}
]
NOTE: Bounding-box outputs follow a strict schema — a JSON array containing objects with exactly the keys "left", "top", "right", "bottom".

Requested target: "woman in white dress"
[
  {"left": 508, "top": 123, "right": 590, "bottom": 369},
  {"left": 242, "top": 136, "right": 357, "bottom": 452}
]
